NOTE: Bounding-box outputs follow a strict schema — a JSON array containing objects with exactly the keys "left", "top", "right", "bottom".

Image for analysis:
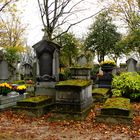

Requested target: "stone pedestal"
[
  {"left": 98, "top": 66, "right": 114, "bottom": 88},
  {"left": 35, "top": 82, "right": 56, "bottom": 97},
  {"left": 53, "top": 80, "right": 93, "bottom": 120}
]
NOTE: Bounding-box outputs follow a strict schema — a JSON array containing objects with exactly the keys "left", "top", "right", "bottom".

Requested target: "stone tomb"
[
  {"left": 32, "top": 40, "right": 60, "bottom": 97},
  {"left": 96, "top": 97, "right": 133, "bottom": 124},
  {"left": 53, "top": 80, "right": 93, "bottom": 120},
  {"left": 13, "top": 96, "right": 54, "bottom": 117},
  {"left": 0, "top": 93, "right": 29, "bottom": 110}
]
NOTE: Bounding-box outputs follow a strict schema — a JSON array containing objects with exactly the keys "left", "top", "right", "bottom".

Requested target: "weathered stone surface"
[
  {"left": 32, "top": 40, "right": 60, "bottom": 82},
  {"left": 95, "top": 97, "right": 133, "bottom": 124},
  {"left": 50, "top": 104, "right": 93, "bottom": 121},
  {"left": 92, "top": 88, "right": 110, "bottom": 102},
  {"left": 70, "top": 67, "right": 91, "bottom": 80},
  {"left": 0, "top": 94, "right": 29, "bottom": 110},
  {"left": 101, "top": 98, "right": 130, "bottom": 116},
  {"left": 35, "top": 82, "right": 56, "bottom": 97},
  {"left": 17, "top": 95, "right": 53, "bottom": 107},
  {"left": 55, "top": 80, "right": 93, "bottom": 118},
  {"left": 0, "top": 60, "right": 9, "bottom": 80},
  {"left": 13, "top": 104, "right": 53, "bottom": 117},
  {"left": 13, "top": 95, "right": 54, "bottom": 117},
  {"left": 96, "top": 113, "right": 133, "bottom": 125}
]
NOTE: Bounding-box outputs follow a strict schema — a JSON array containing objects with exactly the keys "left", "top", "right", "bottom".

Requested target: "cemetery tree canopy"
[
  {"left": 56, "top": 32, "right": 79, "bottom": 66},
  {"left": 37, "top": 0, "right": 105, "bottom": 41},
  {"left": 0, "top": 0, "right": 18, "bottom": 12},
  {"left": 0, "top": 0, "right": 26, "bottom": 66},
  {"left": 84, "top": 11, "right": 121, "bottom": 63},
  {"left": 99, "top": 0, "right": 140, "bottom": 31}
]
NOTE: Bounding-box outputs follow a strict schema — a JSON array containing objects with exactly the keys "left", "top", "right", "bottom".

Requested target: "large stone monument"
[{"left": 32, "top": 40, "right": 60, "bottom": 97}]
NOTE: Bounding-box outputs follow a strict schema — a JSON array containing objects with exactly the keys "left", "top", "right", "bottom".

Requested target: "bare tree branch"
[
  {"left": 52, "top": 8, "right": 107, "bottom": 40},
  {"left": 37, "top": 0, "right": 46, "bottom": 27},
  {"left": 0, "top": 0, "right": 13, "bottom": 12}
]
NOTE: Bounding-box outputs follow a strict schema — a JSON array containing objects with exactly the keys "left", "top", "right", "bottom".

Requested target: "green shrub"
[
  {"left": 63, "top": 68, "right": 72, "bottom": 80},
  {"left": 112, "top": 72, "right": 140, "bottom": 100},
  {"left": 91, "top": 64, "right": 100, "bottom": 75}
]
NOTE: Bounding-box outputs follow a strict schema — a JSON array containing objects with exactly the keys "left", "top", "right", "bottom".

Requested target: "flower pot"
[
  {"left": 101, "top": 65, "right": 114, "bottom": 73},
  {"left": 18, "top": 89, "right": 26, "bottom": 95}
]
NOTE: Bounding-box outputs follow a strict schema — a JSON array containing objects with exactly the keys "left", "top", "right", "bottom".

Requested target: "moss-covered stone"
[
  {"left": 92, "top": 88, "right": 110, "bottom": 103},
  {"left": 50, "top": 103, "right": 93, "bottom": 121},
  {"left": 17, "top": 95, "right": 53, "bottom": 107},
  {"left": 96, "top": 112, "right": 133, "bottom": 125},
  {"left": 70, "top": 67, "right": 91, "bottom": 69},
  {"left": 101, "top": 97, "right": 130, "bottom": 116},
  {"left": 56, "top": 79, "right": 91, "bottom": 90},
  {"left": 92, "top": 88, "right": 110, "bottom": 96},
  {"left": 13, "top": 103, "right": 53, "bottom": 117},
  {"left": 103, "top": 97, "right": 130, "bottom": 110}
]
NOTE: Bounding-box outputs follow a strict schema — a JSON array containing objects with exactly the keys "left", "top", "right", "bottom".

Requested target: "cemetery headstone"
[
  {"left": 32, "top": 40, "right": 60, "bottom": 97},
  {"left": 126, "top": 58, "right": 137, "bottom": 72},
  {"left": 22, "top": 63, "right": 33, "bottom": 80},
  {"left": 0, "top": 61, "right": 9, "bottom": 82},
  {"left": 77, "top": 55, "right": 87, "bottom": 67}
]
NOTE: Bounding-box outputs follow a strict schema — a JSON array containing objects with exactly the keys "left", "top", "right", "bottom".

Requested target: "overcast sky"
[
  {"left": 18, "top": 0, "right": 104, "bottom": 46},
  {"left": 17, "top": 0, "right": 127, "bottom": 64}
]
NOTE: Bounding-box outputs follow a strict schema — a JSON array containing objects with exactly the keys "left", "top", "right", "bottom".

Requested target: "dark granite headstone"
[{"left": 32, "top": 40, "right": 60, "bottom": 82}]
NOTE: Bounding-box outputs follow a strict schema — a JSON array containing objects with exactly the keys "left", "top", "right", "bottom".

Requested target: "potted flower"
[
  {"left": 0, "top": 82, "right": 12, "bottom": 96},
  {"left": 100, "top": 60, "right": 116, "bottom": 72},
  {"left": 16, "top": 85, "right": 26, "bottom": 95}
]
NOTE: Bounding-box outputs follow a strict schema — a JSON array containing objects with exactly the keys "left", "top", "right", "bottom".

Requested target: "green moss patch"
[
  {"left": 70, "top": 67, "right": 91, "bottom": 69},
  {"left": 17, "top": 95, "right": 53, "bottom": 107},
  {"left": 101, "top": 97, "right": 131, "bottom": 116},
  {"left": 56, "top": 80, "right": 91, "bottom": 90},
  {"left": 92, "top": 88, "right": 110, "bottom": 96}
]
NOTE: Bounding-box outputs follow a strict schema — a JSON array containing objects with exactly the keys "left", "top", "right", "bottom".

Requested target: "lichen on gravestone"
[{"left": 101, "top": 97, "right": 131, "bottom": 116}]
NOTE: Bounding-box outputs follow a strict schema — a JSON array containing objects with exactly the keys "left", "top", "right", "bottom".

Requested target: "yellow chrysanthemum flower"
[
  {"left": 100, "top": 60, "right": 116, "bottom": 67},
  {"left": 17, "top": 85, "right": 26, "bottom": 90}
]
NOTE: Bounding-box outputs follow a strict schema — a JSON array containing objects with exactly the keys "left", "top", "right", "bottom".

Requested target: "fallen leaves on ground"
[{"left": 0, "top": 102, "right": 139, "bottom": 140}]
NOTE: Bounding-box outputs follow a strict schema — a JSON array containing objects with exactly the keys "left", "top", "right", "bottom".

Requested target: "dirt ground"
[{"left": 0, "top": 103, "right": 139, "bottom": 140}]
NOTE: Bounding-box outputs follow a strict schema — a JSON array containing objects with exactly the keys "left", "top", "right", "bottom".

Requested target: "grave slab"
[
  {"left": 92, "top": 88, "right": 110, "bottom": 102},
  {"left": 95, "top": 97, "right": 133, "bottom": 124},
  {"left": 13, "top": 95, "right": 54, "bottom": 117}
]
